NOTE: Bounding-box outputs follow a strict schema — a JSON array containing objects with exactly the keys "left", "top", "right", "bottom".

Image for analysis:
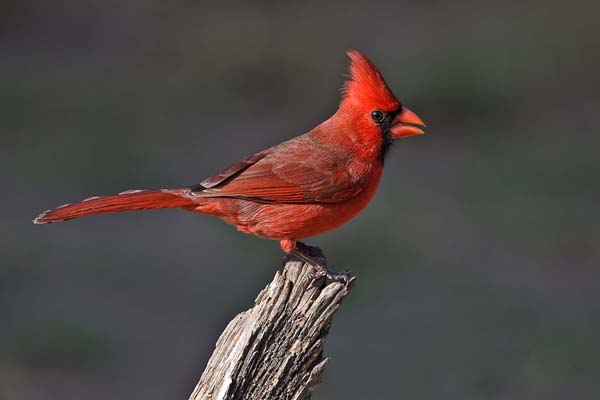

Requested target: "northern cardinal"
[{"left": 34, "top": 50, "right": 425, "bottom": 281}]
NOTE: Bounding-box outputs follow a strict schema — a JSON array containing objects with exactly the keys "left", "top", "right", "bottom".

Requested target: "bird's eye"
[{"left": 371, "top": 110, "right": 385, "bottom": 122}]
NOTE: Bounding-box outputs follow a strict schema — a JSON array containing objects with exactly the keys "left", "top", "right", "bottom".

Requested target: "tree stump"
[{"left": 188, "top": 247, "right": 355, "bottom": 400}]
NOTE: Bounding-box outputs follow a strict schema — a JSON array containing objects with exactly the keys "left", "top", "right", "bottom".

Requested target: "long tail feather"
[{"left": 33, "top": 189, "right": 195, "bottom": 224}]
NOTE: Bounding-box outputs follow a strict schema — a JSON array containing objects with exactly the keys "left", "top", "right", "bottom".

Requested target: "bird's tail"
[{"left": 33, "top": 189, "right": 195, "bottom": 224}]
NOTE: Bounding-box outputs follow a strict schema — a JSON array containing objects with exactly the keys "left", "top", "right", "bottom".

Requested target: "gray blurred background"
[{"left": 2, "top": 1, "right": 599, "bottom": 399}]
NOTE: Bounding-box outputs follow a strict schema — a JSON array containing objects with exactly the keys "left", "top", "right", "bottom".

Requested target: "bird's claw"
[
  {"left": 290, "top": 242, "right": 355, "bottom": 285},
  {"left": 305, "top": 265, "right": 353, "bottom": 285},
  {"left": 326, "top": 269, "right": 354, "bottom": 284},
  {"left": 306, "top": 266, "right": 327, "bottom": 281}
]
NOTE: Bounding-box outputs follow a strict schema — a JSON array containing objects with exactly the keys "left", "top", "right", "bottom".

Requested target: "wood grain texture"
[{"left": 188, "top": 248, "right": 355, "bottom": 400}]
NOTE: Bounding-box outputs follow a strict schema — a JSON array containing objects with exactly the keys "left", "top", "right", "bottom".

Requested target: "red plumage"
[
  {"left": 34, "top": 50, "right": 425, "bottom": 271},
  {"left": 34, "top": 189, "right": 195, "bottom": 223}
]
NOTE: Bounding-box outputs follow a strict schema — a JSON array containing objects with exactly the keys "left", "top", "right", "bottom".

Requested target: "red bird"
[{"left": 34, "top": 50, "right": 425, "bottom": 281}]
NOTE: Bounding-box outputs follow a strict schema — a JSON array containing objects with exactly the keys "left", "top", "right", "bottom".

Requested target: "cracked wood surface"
[{"left": 188, "top": 249, "right": 355, "bottom": 400}]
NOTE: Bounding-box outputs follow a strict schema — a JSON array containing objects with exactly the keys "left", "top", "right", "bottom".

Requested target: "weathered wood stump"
[{"left": 188, "top": 247, "right": 355, "bottom": 400}]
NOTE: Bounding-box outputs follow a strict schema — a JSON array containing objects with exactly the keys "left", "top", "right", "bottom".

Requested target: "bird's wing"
[
  {"left": 188, "top": 151, "right": 269, "bottom": 190},
  {"left": 190, "top": 136, "right": 365, "bottom": 204}
]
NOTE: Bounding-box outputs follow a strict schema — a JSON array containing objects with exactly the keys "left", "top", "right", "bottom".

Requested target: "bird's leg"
[{"left": 289, "top": 241, "right": 353, "bottom": 284}]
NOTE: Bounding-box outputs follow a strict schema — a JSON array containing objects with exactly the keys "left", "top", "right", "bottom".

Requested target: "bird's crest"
[{"left": 341, "top": 50, "right": 400, "bottom": 111}]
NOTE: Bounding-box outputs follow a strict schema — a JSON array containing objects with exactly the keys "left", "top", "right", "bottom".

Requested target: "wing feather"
[{"left": 192, "top": 136, "right": 366, "bottom": 204}]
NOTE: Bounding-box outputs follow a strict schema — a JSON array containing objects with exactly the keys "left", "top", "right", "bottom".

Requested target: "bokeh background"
[{"left": 2, "top": 1, "right": 599, "bottom": 399}]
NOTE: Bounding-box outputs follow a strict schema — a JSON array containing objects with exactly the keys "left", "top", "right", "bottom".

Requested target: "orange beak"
[{"left": 389, "top": 107, "right": 426, "bottom": 139}]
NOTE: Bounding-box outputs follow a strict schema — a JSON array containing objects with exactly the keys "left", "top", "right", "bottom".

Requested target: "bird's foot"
[
  {"left": 291, "top": 242, "right": 354, "bottom": 285},
  {"left": 306, "top": 265, "right": 353, "bottom": 284}
]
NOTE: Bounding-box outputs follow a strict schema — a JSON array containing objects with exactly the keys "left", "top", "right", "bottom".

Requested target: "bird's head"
[{"left": 339, "top": 50, "right": 425, "bottom": 145}]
